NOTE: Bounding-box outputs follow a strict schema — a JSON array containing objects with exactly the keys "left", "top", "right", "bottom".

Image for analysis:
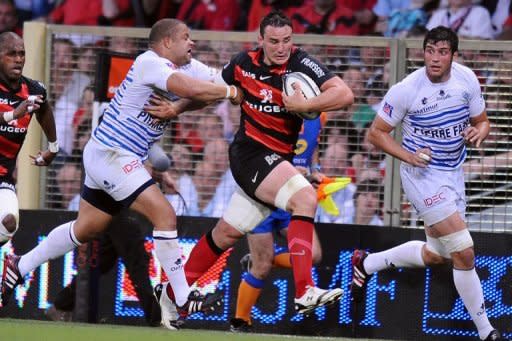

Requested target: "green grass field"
[{"left": 0, "top": 319, "right": 388, "bottom": 341}]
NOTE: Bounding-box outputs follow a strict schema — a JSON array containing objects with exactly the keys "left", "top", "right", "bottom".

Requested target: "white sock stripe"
[
  {"left": 68, "top": 221, "right": 81, "bottom": 247},
  {"left": 354, "top": 267, "right": 366, "bottom": 279},
  {"left": 6, "top": 269, "right": 17, "bottom": 282},
  {"left": 153, "top": 230, "right": 178, "bottom": 239}
]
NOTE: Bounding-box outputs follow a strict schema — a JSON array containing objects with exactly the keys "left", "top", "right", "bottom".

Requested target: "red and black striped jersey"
[
  {"left": 0, "top": 76, "right": 47, "bottom": 182},
  {"left": 221, "top": 47, "right": 334, "bottom": 157}
]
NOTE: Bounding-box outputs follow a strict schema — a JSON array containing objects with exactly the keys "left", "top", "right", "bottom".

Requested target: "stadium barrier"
[{"left": 0, "top": 210, "right": 510, "bottom": 340}]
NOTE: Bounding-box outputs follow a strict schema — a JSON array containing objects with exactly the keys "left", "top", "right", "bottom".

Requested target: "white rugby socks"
[
  {"left": 453, "top": 268, "right": 494, "bottom": 340},
  {"left": 18, "top": 221, "right": 81, "bottom": 276},
  {"left": 153, "top": 230, "right": 190, "bottom": 307},
  {"left": 363, "top": 241, "right": 426, "bottom": 274}
]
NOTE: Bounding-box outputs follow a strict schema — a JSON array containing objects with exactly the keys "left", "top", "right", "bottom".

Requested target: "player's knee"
[
  {"left": 451, "top": 247, "right": 475, "bottom": 269},
  {"left": 287, "top": 186, "right": 317, "bottom": 214},
  {"left": 211, "top": 219, "right": 244, "bottom": 250},
  {"left": 422, "top": 247, "right": 448, "bottom": 266},
  {"left": 2, "top": 214, "right": 17, "bottom": 233},
  {"left": 251, "top": 260, "right": 273, "bottom": 278}
]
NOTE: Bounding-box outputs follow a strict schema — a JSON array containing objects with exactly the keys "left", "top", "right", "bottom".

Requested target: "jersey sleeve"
[
  {"left": 221, "top": 52, "right": 244, "bottom": 85},
  {"left": 294, "top": 50, "right": 335, "bottom": 88},
  {"left": 137, "top": 54, "right": 177, "bottom": 91},
  {"left": 189, "top": 59, "right": 219, "bottom": 82},
  {"left": 466, "top": 69, "right": 486, "bottom": 117},
  {"left": 376, "top": 82, "right": 409, "bottom": 127},
  {"left": 25, "top": 77, "right": 48, "bottom": 102}
]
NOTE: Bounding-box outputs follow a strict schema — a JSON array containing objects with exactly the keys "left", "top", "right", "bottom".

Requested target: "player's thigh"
[
  {"left": 255, "top": 161, "right": 313, "bottom": 211},
  {"left": 230, "top": 141, "right": 311, "bottom": 211},
  {"left": 130, "top": 184, "right": 176, "bottom": 229},
  {"left": 401, "top": 164, "right": 465, "bottom": 227},
  {"left": 74, "top": 198, "right": 113, "bottom": 242},
  {"left": 427, "top": 211, "right": 466, "bottom": 238}
]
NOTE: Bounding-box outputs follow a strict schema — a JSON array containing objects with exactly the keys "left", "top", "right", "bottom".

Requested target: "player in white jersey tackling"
[
  {"left": 350, "top": 26, "right": 503, "bottom": 340},
  {"left": 0, "top": 19, "right": 241, "bottom": 326}
]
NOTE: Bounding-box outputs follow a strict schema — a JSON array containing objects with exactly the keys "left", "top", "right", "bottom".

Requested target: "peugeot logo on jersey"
[{"left": 259, "top": 89, "right": 273, "bottom": 103}]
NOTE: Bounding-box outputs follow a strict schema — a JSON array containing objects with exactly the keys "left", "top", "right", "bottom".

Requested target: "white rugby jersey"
[
  {"left": 377, "top": 62, "right": 485, "bottom": 170},
  {"left": 93, "top": 50, "right": 217, "bottom": 158}
]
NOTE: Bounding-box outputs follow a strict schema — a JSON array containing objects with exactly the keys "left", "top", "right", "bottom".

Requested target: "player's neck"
[{"left": 0, "top": 74, "right": 21, "bottom": 91}]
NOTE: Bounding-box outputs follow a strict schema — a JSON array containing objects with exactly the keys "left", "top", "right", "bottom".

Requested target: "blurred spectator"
[
  {"left": 48, "top": 0, "right": 134, "bottom": 26},
  {"left": 344, "top": 0, "right": 378, "bottom": 35},
  {"left": 291, "top": 0, "right": 360, "bottom": 35},
  {"left": 246, "top": 0, "right": 303, "bottom": 31},
  {"left": 214, "top": 100, "right": 241, "bottom": 141},
  {"left": 76, "top": 44, "right": 97, "bottom": 73},
  {"left": 202, "top": 138, "right": 237, "bottom": 217},
  {"left": 69, "top": 86, "right": 94, "bottom": 162},
  {"left": 350, "top": 122, "right": 386, "bottom": 183},
  {"left": 496, "top": 12, "right": 512, "bottom": 38},
  {"left": 482, "top": 0, "right": 512, "bottom": 36},
  {"left": 193, "top": 160, "right": 220, "bottom": 216},
  {"left": 322, "top": 119, "right": 360, "bottom": 159},
  {"left": 14, "top": 0, "right": 54, "bottom": 31},
  {"left": 162, "top": 145, "right": 199, "bottom": 216},
  {"left": 373, "top": 0, "right": 428, "bottom": 37},
  {"left": 133, "top": 0, "right": 180, "bottom": 27},
  {"left": 366, "top": 61, "right": 390, "bottom": 109},
  {"left": 342, "top": 67, "right": 376, "bottom": 129},
  {"left": 349, "top": 178, "right": 384, "bottom": 225},
  {"left": 51, "top": 38, "right": 92, "bottom": 156},
  {"left": 177, "top": 0, "right": 240, "bottom": 31},
  {"left": 0, "top": 0, "right": 19, "bottom": 34},
  {"left": 172, "top": 111, "right": 203, "bottom": 155},
  {"left": 427, "top": 0, "right": 494, "bottom": 39},
  {"left": 161, "top": 168, "right": 199, "bottom": 216},
  {"left": 198, "top": 112, "right": 225, "bottom": 148},
  {"left": 109, "top": 35, "right": 139, "bottom": 55},
  {"left": 57, "top": 163, "right": 82, "bottom": 210},
  {"left": 321, "top": 142, "right": 351, "bottom": 177}
]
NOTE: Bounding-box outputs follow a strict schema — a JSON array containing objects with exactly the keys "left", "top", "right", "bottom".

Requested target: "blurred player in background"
[
  {"left": 230, "top": 112, "right": 327, "bottom": 332},
  {"left": 155, "top": 11, "right": 354, "bottom": 327},
  {"left": 0, "top": 31, "right": 58, "bottom": 247},
  {"left": 351, "top": 26, "right": 503, "bottom": 341},
  {"left": 1, "top": 19, "right": 241, "bottom": 324}
]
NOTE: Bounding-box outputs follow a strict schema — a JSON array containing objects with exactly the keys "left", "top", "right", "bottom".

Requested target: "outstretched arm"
[
  {"left": 144, "top": 95, "right": 210, "bottom": 120},
  {"left": 167, "top": 72, "right": 242, "bottom": 103},
  {"left": 368, "top": 116, "right": 430, "bottom": 168}
]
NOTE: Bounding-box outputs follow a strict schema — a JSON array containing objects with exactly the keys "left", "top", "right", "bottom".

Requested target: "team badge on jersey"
[
  {"left": 383, "top": 102, "right": 394, "bottom": 117},
  {"left": 260, "top": 89, "right": 273, "bottom": 103}
]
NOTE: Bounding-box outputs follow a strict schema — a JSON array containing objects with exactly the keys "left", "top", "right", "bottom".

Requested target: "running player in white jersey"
[
  {"left": 350, "top": 26, "right": 503, "bottom": 341},
  {"left": 0, "top": 19, "right": 241, "bottom": 325}
]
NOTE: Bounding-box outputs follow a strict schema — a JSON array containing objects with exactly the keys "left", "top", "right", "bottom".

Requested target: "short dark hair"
[
  {"left": 423, "top": 26, "right": 459, "bottom": 53},
  {"left": 259, "top": 10, "right": 292, "bottom": 37},
  {"left": 149, "top": 18, "right": 184, "bottom": 46},
  {"left": 0, "top": 31, "right": 21, "bottom": 53},
  {"left": 354, "top": 178, "right": 383, "bottom": 201}
]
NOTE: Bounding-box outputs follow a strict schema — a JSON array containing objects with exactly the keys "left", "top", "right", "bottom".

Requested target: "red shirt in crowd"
[
  {"left": 49, "top": 0, "right": 134, "bottom": 26},
  {"left": 291, "top": 2, "right": 359, "bottom": 35},
  {"left": 177, "top": 0, "right": 240, "bottom": 30}
]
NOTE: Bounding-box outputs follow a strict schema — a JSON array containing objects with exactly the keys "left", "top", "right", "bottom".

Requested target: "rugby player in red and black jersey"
[
  {"left": 160, "top": 10, "right": 354, "bottom": 318},
  {"left": 0, "top": 32, "right": 58, "bottom": 246}
]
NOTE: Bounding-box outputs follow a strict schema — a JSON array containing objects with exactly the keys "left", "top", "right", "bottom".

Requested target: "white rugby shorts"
[
  {"left": 400, "top": 163, "right": 466, "bottom": 226},
  {"left": 83, "top": 138, "right": 152, "bottom": 201}
]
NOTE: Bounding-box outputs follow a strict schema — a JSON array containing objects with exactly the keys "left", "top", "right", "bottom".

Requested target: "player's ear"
[{"left": 257, "top": 33, "right": 263, "bottom": 46}]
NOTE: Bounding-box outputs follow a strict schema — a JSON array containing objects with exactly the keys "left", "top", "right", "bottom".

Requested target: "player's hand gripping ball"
[{"left": 282, "top": 72, "right": 320, "bottom": 120}]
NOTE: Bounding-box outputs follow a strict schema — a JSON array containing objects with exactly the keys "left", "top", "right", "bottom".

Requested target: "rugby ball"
[{"left": 282, "top": 72, "right": 321, "bottom": 120}]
